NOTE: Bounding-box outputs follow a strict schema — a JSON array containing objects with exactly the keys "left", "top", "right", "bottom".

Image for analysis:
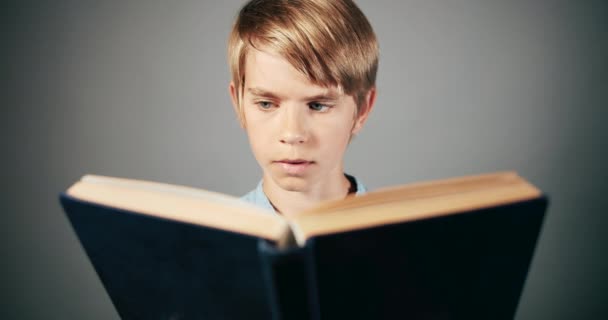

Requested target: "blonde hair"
[{"left": 228, "top": 0, "right": 378, "bottom": 121}]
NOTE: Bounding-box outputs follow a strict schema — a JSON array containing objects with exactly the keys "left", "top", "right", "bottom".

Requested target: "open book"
[{"left": 60, "top": 171, "right": 547, "bottom": 320}]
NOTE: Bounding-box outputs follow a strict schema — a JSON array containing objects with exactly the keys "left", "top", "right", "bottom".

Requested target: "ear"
[
  {"left": 351, "top": 87, "right": 377, "bottom": 135},
  {"left": 229, "top": 81, "right": 246, "bottom": 129}
]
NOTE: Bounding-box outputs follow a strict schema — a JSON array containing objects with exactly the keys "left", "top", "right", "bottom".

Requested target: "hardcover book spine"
[{"left": 257, "top": 240, "right": 318, "bottom": 320}]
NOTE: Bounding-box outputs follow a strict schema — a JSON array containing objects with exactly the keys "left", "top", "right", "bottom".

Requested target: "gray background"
[{"left": 3, "top": 0, "right": 607, "bottom": 319}]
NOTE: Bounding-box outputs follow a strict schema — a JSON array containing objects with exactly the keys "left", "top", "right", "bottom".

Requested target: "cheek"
[
  {"left": 246, "top": 126, "right": 268, "bottom": 153},
  {"left": 243, "top": 115, "right": 266, "bottom": 154},
  {"left": 317, "top": 117, "right": 354, "bottom": 154},
  {"left": 243, "top": 108, "right": 268, "bottom": 140}
]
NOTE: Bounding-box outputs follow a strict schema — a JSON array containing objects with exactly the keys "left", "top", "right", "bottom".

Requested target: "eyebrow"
[{"left": 247, "top": 87, "right": 340, "bottom": 101}]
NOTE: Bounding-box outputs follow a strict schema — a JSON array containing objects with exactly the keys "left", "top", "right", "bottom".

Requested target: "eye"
[
  {"left": 256, "top": 101, "right": 275, "bottom": 110},
  {"left": 309, "top": 102, "right": 330, "bottom": 112}
]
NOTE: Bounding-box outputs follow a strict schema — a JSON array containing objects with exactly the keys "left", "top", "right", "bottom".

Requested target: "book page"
[
  {"left": 67, "top": 176, "right": 292, "bottom": 245},
  {"left": 289, "top": 172, "right": 542, "bottom": 246},
  {"left": 82, "top": 175, "right": 254, "bottom": 208}
]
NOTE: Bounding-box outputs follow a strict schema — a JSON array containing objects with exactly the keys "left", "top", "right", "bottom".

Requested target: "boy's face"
[{"left": 230, "top": 48, "right": 374, "bottom": 193}]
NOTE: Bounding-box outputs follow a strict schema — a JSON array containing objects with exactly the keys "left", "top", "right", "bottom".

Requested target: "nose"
[{"left": 279, "top": 106, "right": 309, "bottom": 145}]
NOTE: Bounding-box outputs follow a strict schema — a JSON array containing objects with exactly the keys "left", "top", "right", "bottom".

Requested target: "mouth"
[
  {"left": 274, "top": 159, "right": 314, "bottom": 175},
  {"left": 276, "top": 159, "right": 313, "bottom": 165}
]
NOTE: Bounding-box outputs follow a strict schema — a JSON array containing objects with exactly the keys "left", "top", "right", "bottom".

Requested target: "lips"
[
  {"left": 274, "top": 159, "right": 314, "bottom": 175},
  {"left": 277, "top": 159, "right": 312, "bottom": 164}
]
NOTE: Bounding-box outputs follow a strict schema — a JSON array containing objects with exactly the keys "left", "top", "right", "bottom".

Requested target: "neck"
[{"left": 262, "top": 168, "right": 351, "bottom": 217}]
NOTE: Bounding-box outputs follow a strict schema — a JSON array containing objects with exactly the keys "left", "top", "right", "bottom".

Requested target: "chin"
[{"left": 274, "top": 175, "right": 310, "bottom": 192}]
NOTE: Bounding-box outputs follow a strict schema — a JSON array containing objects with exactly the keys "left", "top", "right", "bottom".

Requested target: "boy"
[{"left": 229, "top": 0, "right": 378, "bottom": 217}]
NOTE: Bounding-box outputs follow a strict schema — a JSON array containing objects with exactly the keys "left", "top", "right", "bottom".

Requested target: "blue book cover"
[{"left": 60, "top": 172, "right": 547, "bottom": 320}]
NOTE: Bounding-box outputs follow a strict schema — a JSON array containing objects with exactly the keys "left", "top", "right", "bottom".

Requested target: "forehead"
[{"left": 244, "top": 48, "right": 343, "bottom": 99}]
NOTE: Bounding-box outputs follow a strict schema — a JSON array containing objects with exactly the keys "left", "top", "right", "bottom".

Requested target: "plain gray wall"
[{"left": 3, "top": 0, "right": 607, "bottom": 319}]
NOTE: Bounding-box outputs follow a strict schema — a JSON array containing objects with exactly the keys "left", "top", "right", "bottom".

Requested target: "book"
[{"left": 59, "top": 171, "right": 548, "bottom": 320}]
